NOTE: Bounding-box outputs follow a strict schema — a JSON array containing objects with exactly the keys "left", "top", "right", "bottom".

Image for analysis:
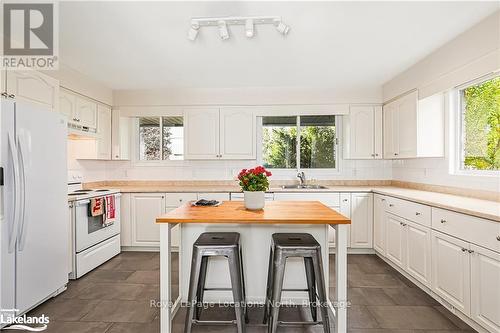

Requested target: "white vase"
[{"left": 244, "top": 191, "right": 265, "bottom": 210}]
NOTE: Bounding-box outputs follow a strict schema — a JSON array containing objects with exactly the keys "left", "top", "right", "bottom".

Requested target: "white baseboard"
[{"left": 329, "top": 247, "right": 375, "bottom": 255}]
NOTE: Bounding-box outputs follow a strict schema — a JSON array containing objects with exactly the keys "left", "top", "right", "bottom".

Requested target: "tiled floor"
[{"left": 27, "top": 252, "right": 476, "bottom": 332}]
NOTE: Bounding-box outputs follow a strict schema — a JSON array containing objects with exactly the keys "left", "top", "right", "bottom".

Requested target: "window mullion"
[
  {"left": 159, "top": 117, "right": 163, "bottom": 161},
  {"left": 296, "top": 116, "right": 300, "bottom": 171}
]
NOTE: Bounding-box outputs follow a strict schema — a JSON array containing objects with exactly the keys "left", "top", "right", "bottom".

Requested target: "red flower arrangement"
[{"left": 237, "top": 166, "right": 272, "bottom": 192}]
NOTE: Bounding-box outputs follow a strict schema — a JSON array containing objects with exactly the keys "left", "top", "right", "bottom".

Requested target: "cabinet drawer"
[
  {"left": 432, "top": 208, "right": 500, "bottom": 253},
  {"left": 385, "top": 196, "right": 431, "bottom": 227},
  {"left": 165, "top": 193, "right": 198, "bottom": 207},
  {"left": 197, "top": 192, "right": 230, "bottom": 202},
  {"left": 274, "top": 192, "right": 340, "bottom": 207}
]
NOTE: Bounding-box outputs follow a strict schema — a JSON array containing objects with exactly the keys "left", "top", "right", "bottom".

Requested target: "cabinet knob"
[
  {"left": 8, "top": 94, "right": 15, "bottom": 99},
  {"left": 440, "top": 219, "right": 446, "bottom": 224},
  {"left": 343, "top": 199, "right": 348, "bottom": 202},
  {"left": 381, "top": 198, "right": 386, "bottom": 202},
  {"left": 461, "top": 248, "right": 467, "bottom": 252},
  {"left": 389, "top": 204, "right": 394, "bottom": 207},
  {"left": 415, "top": 212, "right": 421, "bottom": 216},
  {"left": 468, "top": 250, "right": 474, "bottom": 254},
  {"left": 1, "top": 92, "right": 8, "bottom": 98},
  {"left": 496, "top": 236, "right": 500, "bottom": 241},
  {"left": 375, "top": 153, "right": 379, "bottom": 157}
]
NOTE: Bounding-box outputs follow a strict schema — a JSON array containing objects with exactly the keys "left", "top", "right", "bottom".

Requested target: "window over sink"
[{"left": 261, "top": 115, "right": 338, "bottom": 170}]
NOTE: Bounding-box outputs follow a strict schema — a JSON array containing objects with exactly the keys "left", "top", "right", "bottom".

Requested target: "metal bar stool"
[
  {"left": 184, "top": 232, "right": 249, "bottom": 333},
  {"left": 263, "top": 233, "right": 330, "bottom": 333}
]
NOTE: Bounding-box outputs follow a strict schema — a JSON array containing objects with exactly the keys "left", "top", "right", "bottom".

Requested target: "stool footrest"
[
  {"left": 278, "top": 320, "right": 324, "bottom": 326},
  {"left": 202, "top": 287, "right": 233, "bottom": 291},
  {"left": 281, "top": 288, "right": 311, "bottom": 292},
  {"left": 192, "top": 319, "right": 237, "bottom": 325}
]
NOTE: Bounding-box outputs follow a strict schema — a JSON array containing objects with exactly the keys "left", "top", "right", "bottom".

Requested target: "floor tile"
[
  {"left": 28, "top": 298, "right": 101, "bottom": 321},
  {"left": 43, "top": 321, "right": 110, "bottom": 333},
  {"left": 77, "top": 283, "right": 147, "bottom": 300},
  {"left": 383, "top": 286, "right": 439, "bottom": 306},
  {"left": 81, "top": 300, "right": 158, "bottom": 323},
  {"left": 367, "top": 305, "right": 460, "bottom": 330},
  {"left": 126, "top": 270, "right": 160, "bottom": 284},
  {"left": 348, "top": 305, "right": 380, "bottom": 329}
]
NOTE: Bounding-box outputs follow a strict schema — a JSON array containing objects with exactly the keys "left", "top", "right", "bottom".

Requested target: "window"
[
  {"left": 458, "top": 76, "right": 499, "bottom": 172},
  {"left": 138, "top": 116, "right": 183, "bottom": 161},
  {"left": 262, "top": 115, "right": 337, "bottom": 169}
]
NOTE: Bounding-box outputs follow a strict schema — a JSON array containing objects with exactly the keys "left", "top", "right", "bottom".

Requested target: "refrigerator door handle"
[
  {"left": 7, "top": 133, "right": 21, "bottom": 253},
  {"left": 17, "top": 134, "right": 28, "bottom": 252}
]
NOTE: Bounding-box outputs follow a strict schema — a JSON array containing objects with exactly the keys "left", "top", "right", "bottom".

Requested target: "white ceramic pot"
[{"left": 244, "top": 191, "right": 265, "bottom": 210}]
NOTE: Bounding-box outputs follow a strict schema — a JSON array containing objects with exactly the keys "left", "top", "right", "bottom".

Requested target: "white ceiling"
[{"left": 59, "top": 1, "right": 499, "bottom": 91}]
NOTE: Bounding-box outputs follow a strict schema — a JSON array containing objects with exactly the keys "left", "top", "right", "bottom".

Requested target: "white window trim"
[
  {"left": 256, "top": 115, "right": 341, "bottom": 174},
  {"left": 132, "top": 116, "right": 186, "bottom": 167},
  {"left": 452, "top": 72, "right": 500, "bottom": 176}
]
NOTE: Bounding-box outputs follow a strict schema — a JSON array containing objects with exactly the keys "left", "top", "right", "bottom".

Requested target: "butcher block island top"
[{"left": 156, "top": 200, "right": 351, "bottom": 224}]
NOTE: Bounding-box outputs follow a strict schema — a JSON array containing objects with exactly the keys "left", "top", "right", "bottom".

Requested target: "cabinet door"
[
  {"left": 330, "top": 193, "right": 351, "bottom": 248},
  {"left": 385, "top": 213, "right": 405, "bottom": 268},
  {"left": 75, "top": 96, "right": 97, "bottom": 129},
  {"left": 131, "top": 193, "right": 165, "bottom": 246},
  {"left": 120, "top": 194, "right": 132, "bottom": 247},
  {"left": 350, "top": 193, "right": 373, "bottom": 248},
  {"left": 396, "top": 91, "right": 418, "bottom": 158},
  {"left": 373, "top": 195, "right": 386, "bottom": 254},
  {"left": 470, "top": 244, "right": 500, "bottom": 332},
  {"left": 6, "top": 71, "right": 58, "bottom": 110},
  {"left": 59, "top": 90, "right": 77, "bottom": 124},
  {"left": 373, "top": 106, "right": 383, "bottom": 159},
  {"left": 431, "top": 231, "right": 470, "bottom": 316},
  {"left": 405, "top": 221, "right": 431, "bottom": 287},
  {"left": 184, "top": 108, "right": 220, "bottom": 159},
  {"left": 219, "top": 107, "right": 256, "bottom": 159},
  {"left": 345, "top": 106, "right": 375, "bottom": 159},
  {"left": 111, "top": 109, "right": 131, "bottom": 160},
  {"left": 96, "top": 105, "right": 111, "bottom": 159},
  {"left": 383, "top": 101, "right": 398, "bottom": 159}
]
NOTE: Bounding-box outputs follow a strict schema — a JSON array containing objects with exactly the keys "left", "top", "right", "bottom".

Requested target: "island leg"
[
  {"left": 160, "top": 223, "right": 174, "bottom": 333},
  {"left": 334, "top": 224, "right": 348, "bottom": 333}
]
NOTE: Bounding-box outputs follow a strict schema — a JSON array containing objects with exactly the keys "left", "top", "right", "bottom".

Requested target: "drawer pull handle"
[
  {"left": 468, "top": 250, "right": 474, "bottom": 254},
  {"left": 389, "top": 204, "right": 394, "bottom": 207},
  {"left": 461, "top": 248, "right": 467, "bottom": 252},
  {"left": 343, "top": 199, "right": 348, "bottom": 202},
  {"left": 497, "top": 236, "right": 500, "bottom": 241},
  {"left": 440, "top": 219, "right": 446, "bottom": 224},
  {"left": 415, "top": 212, "right": 421, "bottom": 216}
]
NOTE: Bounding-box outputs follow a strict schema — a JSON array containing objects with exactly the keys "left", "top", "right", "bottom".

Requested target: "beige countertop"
[{"left": 83, "top": 182, "right": 499, "bottom": 222}]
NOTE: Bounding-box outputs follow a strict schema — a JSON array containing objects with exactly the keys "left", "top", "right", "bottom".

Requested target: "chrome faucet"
[{"left": 297, "top": 171, "right": 306, "bottom": 186}]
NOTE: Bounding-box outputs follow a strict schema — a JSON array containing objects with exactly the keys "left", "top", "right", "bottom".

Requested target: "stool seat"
[
  {"left": 195, "top": 232, "right": 240, "bottom": 248},
  {"left": 272, "top": 233, "right": 320, "bottom": 249}
]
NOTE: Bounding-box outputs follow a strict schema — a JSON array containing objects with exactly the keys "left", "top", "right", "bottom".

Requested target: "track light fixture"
[
  {"left": 187, "top": 23, "right": 199, "bottom": 41},
  {"left": 218, "top": 20, "right": 229, "bottom": 40},
  {"left": 187, "top": 16, "right": 290, "bottom": 41},
  {"left": 245, "top": 19, "right": 254, "bottom": 38}
]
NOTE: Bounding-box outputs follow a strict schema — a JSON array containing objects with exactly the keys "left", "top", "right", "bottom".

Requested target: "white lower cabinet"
[
  {"left": 373, "top": 194, "right": 386, "bottom": 254},
  {"left": 385, "top": 213, "right": 406, "bottom": 268},
  {"left": 405, "top": 221, "right": 431, "bottom": 287},
  {"left": 350, "top": 193, "right": 373, "bottom": 248},
  {"left": 130, "top": 193, "right": 165, "bottom": 247},
  {"left": 470, "top": 244, "right": 500, "bottom": 332},
  {"left": 431, "top": 230, "right": 471, "bottom": 316}
]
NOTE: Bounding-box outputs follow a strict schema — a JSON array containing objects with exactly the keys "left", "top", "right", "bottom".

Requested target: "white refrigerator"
[{"left": 0, "top": 96, "right": 68, "bottom": 324}]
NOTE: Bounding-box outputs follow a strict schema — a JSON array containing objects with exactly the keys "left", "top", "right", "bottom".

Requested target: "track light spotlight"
[
  {"left": 187, "top": 23, "right": 199, "bottom": 41},
  {"left": 218, "top": 20, "right": 229, "bottom": 40},
  {"left": 245, "top": 19, "right": 254, "bottom": 38},
  {"left": 275, "top": 20, "right": 290, "bottom": 35}
]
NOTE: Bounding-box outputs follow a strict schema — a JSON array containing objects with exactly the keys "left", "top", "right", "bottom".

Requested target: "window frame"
[
  {"left": 257, "top": 115, "right": 341, "bottom": 173},
  {"left": 453, "top": 72, "right": 500, "bottom": 176},
  {"left": 133, "top": 115, "right": 186, "bottom": 166}
]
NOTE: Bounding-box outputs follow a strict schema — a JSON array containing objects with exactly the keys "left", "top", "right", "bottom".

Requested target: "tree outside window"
[
  {"left": 461, "top": 76, "right": 500, "bottom": 171},
  {"left": 139, "top": 116, "right": 184, "bottom": 161}
]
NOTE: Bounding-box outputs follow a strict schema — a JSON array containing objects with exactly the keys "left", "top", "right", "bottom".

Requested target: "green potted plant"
[{"left": 237, "top": 166, "right": 272, "bottom": 210}]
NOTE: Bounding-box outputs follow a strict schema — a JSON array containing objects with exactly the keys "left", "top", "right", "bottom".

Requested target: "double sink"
[{"left": 280, "top": 184, "right": 328, "bottom": 190}]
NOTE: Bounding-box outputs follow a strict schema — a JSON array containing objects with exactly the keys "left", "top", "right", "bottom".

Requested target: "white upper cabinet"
[
  {"left": 184, "top": 108, "right": 220, "bottom": 159},
  {"left": 219, "top": 107, "right": 256, "bottom": 159},
  {"left": 184, "top": 108, "right": 256, "bottom": 160},
  {"left": 343, "top": 105, "right": 382, "bottom": 159},
  {"left": 96, "top": 105, "right": 112, "bottom": 159},
  {"left": 75, "top": 96, "right": 98, "bottom": 129},
  {"left": 383, "top": 90, "right": 444, "bottom": 159},
  {"left": 59, "top": 90, "right": 77, "bottom": 124},
  {"left": 111, "top": 108, "right": 131, "bottom": 160},
  {"left": 6, "top": 71, "right": 58, "bottom": 110}
]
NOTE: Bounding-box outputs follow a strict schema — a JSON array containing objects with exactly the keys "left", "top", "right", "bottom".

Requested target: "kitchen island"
[{"left": 156, "top": 201, "right": 351, "bottom": 333}]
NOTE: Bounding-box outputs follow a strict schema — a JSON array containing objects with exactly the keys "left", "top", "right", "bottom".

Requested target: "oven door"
[{"left": 74, "top": 194, "right": 121, "bottom": 253}]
